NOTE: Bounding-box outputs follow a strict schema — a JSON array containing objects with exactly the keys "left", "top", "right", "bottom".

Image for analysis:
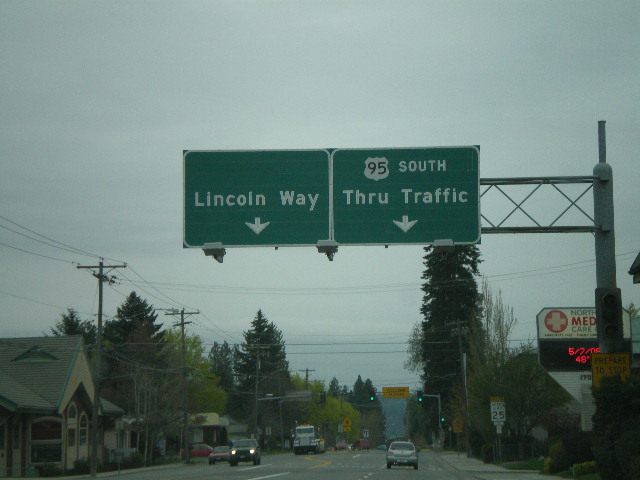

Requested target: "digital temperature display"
[{"left": 538, "top": 340, "right": 600, "bottom": 371}]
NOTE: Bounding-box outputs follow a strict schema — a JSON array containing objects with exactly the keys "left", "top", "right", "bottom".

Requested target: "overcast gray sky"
[{"left": 1, "top": 1, "right": 638, "bottom": 394}]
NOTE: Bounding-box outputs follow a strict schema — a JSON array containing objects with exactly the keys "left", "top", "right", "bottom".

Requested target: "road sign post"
[{"left": 332, "top": 147, "right": 480, "bottom": 245}]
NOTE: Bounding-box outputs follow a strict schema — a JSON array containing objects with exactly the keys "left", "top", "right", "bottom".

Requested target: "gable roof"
[{"left": 0, "top": 336, "right": 84, "bottom": 413}]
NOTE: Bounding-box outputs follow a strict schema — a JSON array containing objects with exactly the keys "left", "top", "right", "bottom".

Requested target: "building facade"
[{"left": 0, "top": 336, "right": 122, "bottom": 477}]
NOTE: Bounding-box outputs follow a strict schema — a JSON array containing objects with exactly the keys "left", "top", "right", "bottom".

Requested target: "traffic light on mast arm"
[
  {"left": 416, "top": 390, "right": 423, "bottom": 403},
  {"left": 595, "top": 287, "right": 623, "bottom": 351}
]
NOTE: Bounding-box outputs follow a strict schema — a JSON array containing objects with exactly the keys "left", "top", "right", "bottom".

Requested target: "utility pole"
[
  {"left": 255, "top": 347, "right": 260, "bottom": 440},
  {"left": 165, "top": 308, "right": 198, "bottom": 464},
  {"left": 77, "top": 259, "right": 126, "bottom": 478},
  {"left": 455, "top": 320, "right": 471, "bottom": 457},
  {"left": 299, "top": 368, "right": 315, "bottom": 390}
]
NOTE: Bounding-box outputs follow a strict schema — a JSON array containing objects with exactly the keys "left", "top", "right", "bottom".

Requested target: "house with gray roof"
[{"left": 0, "top": 336, "right": 123, "bottom": 477}]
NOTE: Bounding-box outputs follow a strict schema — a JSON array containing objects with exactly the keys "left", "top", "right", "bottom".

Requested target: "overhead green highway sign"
[
  {"left": 332, "top": 147, "right": 480, "bottom": 245},
  {"left": 183, "top": 150, "right": 331, "bottom": 247},
  {"left": 184, "top": 147, "right": 480, "bottom": 249}
]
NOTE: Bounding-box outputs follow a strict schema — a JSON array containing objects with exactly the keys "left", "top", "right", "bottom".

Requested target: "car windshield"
[
  {"left": 297, "top": 427, "right": 314, "bottom": 434},
  {"left": 234, "top": 440, "right": 255, "bottom": 447},
  {"left": 390, "top": 442, "right": 414, "bottom": 450},
  {"left": 214, "top": 446, "right": 229, "bottom": 452}
]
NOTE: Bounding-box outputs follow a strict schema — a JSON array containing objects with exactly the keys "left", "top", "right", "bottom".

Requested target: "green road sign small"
[
  {"left": 332, "top": 147, "right": 480, "bottom": 245},
  {"left": 184, "top": 150, "right": 331, "bottom": 247}
]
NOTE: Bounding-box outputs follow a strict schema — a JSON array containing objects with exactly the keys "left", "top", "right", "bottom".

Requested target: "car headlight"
[
  {"left": 231, "top": 450, "right": 236, "bottom": 455},
  {"left": 249, "top": 449, "right": 255, "bottom": 454}
]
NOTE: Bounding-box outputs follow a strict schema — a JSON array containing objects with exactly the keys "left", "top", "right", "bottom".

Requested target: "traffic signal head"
[
  {"left": 369, "top": 394, "right": 376, "bottom": 401},
  {"left": 596, "top": 287, "right": 623, "bottom": 347},
  {"left": 319, "top": 391, "right": 327, "bottom": 405},
  {"left": 417, "top": 390, "right": 423, "bottom": 402}
]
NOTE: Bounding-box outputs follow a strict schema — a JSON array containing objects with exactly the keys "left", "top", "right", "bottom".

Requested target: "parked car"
[
  {"left": 229, "top": 439, "right": 261, "bottom": 466},
  {"left": 386, "top": 441, "right": 418, "bottom": 470},
  {"left": 208, "top": 446, "right": 230, "bottom": 464},
  {"left": 335, "top": 440, "right": 348, "bottom": 450},
  {"left": 182, "top": 443, "right": 214, "bottom": 459},
  {"left": 376, "top": 444, "right": 387, "bottom": 451},
  {"left": 357, "top": 439, "right": 371, "bottom": 449}
]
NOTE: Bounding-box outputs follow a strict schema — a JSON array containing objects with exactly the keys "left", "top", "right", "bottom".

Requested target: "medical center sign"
[{"left": 537, "top": 307, "right": 631, "bottom": 339}]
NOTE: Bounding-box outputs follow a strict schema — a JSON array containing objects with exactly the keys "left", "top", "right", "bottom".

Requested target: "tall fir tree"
[
  {"left": 209, "top": 340, "right": 236, "bottom": 391},
  {"left": 49, "top": 308, "right": 97, "bottom": 346},
  {"left": 101, "top": 292, "right": 168, "bottom": 412},
  {"left": 232, "top": 310, "right": 291, "bottom": 427},
  {"left": 420, "top": 245, "right": 482, "bottom": 403}
]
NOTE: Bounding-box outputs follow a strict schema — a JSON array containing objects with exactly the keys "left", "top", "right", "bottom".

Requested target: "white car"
[{"left": 386, "top": 441, "right": 418, "bottom": 470}]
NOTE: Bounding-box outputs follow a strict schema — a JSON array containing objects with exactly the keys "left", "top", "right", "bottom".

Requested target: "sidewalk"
[{"left": 435, "top": 450, "right": 560, "bottom": 480}]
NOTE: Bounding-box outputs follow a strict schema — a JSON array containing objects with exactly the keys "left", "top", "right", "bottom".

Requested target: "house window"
[
  {"left": 68, "top": 404, "right": 77, "bottom": 419},
  {"left": 68, "top": 428, "right": 76, "bottom": 447},
  {"left": 31, "top": 419, "right": 62, "bottom": 463},
  {"left": 79, "top": 414, "right": 88, "bottom": 446}
]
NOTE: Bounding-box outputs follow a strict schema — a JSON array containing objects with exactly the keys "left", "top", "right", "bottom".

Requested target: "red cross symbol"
[{"left": 544, "top": 310, "right": 568, "bottom": 333}]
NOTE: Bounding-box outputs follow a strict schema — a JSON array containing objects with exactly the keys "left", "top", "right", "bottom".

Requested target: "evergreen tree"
[
  {"left": 420, "top": 245, "right": 482, "bottom": 403},
  {"left": 328, "top": 377, "right": 341, "bottom": 397},
  {"left": 232, "top": 310, "right": 291, "bottom": 428},
  {"left": 208, "top": 340, "right": 236, "bottom": 391},
  {"left": 101, "top": 292, "right": 168, "bottom": 413},
  {"left": 49, "top": 308, "right": 97, "bottom": 346}
]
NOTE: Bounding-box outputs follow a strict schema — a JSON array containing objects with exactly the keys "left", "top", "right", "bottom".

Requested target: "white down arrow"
[
  {"left": 245, "top": 217, "right": 270, "bottom": 235},
  {"left": 393, "top": 215, "right": 418, "bottom": 233}
]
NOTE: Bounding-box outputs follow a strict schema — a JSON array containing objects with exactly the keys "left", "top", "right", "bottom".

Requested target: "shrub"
[
  {"left": 562, "top": 429, "right": 594, "bottom": 466},
  {"left": 72, "top": 457, "right": 91, "bottom": 474},
  {"left": 548, "top": 441, "right": 571, "bottom": 473},
  {"left": 481, "top": 443, "right": 493, "bottom": 463},
  {"left": 573, "top": 461, "right": 598, "bottom": 476},
  {"left": 37, "top": 463, "right": 62, "bottom": 477},
  {"left": 615, "top": 429, "right": 640, "bottom": 480}
]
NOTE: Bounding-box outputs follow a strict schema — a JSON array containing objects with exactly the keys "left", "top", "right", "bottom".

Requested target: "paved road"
[{"left": 28, "top": 449, "right": 561, "bottom": 480}]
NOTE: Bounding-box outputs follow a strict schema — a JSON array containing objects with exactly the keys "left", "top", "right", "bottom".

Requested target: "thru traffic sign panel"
[{"left": 332, "top": 147, "right": 480, "bottom": 245}]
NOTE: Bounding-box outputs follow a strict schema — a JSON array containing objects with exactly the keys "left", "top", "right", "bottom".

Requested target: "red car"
[
  {"left": 357, "top": 439, "right": 371, "bottom": 449},
  {"left": 185, "top": 443, "right": 214, "bottom": 458},
  {"left": 208, "top": 445, "right": 230, "bottom": 464}
]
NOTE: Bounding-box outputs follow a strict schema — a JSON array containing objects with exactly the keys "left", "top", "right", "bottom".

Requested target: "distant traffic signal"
[
  {"left": 417, "top": 390, "right": 423, "bottom": 403},
  {"left": 596, "top": 287, "right": 623, "bottom": 350},
  {"left": 369, "top": 394, "right": 376, "bottom": 401},
  {"left": 319, "top": 391, "right": 327, "bottom": 405}
]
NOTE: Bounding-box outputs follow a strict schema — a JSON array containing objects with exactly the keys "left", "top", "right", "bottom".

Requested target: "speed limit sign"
[{"left": 490, "top": 396, "right": 506, "bottom": 424}]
